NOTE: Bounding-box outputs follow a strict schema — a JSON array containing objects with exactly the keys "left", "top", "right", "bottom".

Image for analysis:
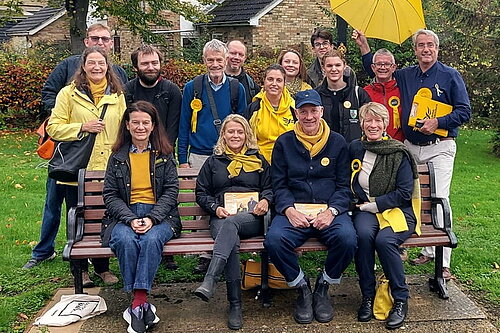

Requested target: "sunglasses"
[{"left": 88, "top": 36, "right": 111, "bottom": 43}]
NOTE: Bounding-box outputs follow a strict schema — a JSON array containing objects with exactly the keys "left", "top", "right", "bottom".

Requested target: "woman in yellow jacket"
[
  {"left": 47, "top": 46, "right": 126, "bottom": 288},
  {"left": 244, "top": 64, "right": 295, "bottom": 164}
]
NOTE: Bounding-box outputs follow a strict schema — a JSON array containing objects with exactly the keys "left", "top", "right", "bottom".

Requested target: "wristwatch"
[{"left": 328, "top": 207, "right": 339, "bottom": 217}]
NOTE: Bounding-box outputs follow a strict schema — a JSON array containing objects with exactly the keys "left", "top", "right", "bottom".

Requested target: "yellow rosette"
[
  {"left": 388, "top": 96, "right": 401, "bottom": 130},
  {"left": 190, "top": 98, "right": 203, "bottom": 133}
]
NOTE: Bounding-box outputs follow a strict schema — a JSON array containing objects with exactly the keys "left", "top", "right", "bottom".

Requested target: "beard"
[{"left": 138, "top": 69, "right": 160, "bottom": 86}]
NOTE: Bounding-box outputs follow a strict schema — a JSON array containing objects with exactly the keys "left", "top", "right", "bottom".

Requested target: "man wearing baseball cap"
[{"left": 265, "top": 90, "right": 356, "bottom": 325}]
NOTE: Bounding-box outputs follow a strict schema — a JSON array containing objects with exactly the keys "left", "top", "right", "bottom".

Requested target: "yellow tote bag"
[
  {"left": 373, "top": 274, "right": 394, "bottom": 320},
  {"left": 241, "top": 259, "right": 292, "bottom": 290}
]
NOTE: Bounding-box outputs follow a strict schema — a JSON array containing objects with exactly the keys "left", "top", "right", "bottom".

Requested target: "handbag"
[
  {"left": 48, "top": 105, "right": 108, "bottom": 182},
  {"left": 34, "top": 294, "right": 107, "bottom": 326},
  {"left": 241, "top": 259, "right": 292, "bottom": 290},
  {"left": 373, "top": 274, "right": 394, "bottom": 320},
  {"left": 35, "top": 117, "right": 55, "bottom": 160}
]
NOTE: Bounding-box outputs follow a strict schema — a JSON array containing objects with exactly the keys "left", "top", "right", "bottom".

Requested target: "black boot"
[
  {"left": 226, "top": 280, "right": 243, "bottom": 330},
  {"left": 357, "top": 297, "right": 374, "bottom": 322},
  {"left": 312, "top": 274, "right": 333, "bottom": 323},
  {"left": 194, "top": 257, "right": 226, "bottom": 302},
  {"left": 385, "top": 300, "right": 408, "bottom": 329},
  {"left": 293, "top": 278, "right": 313, "bottom": 324}
]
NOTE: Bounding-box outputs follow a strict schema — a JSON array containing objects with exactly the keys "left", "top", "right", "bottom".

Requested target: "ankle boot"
[
  {"left": 226, "top": 280, "right": 243, "bottom": 330},
  {"left": 385, "top": 300, "right": 408, "bottom": 329},
  {"left": 357, "top": 297, "right": 374, "bottom": 322},
  {"left": 312, "top": 274, "right": 333, "bottom": 323},
  {"left": 194, "top": 257, "right": 226, "bottom": 302},
  {"left": 293, "top": 278, "right": 313, "bottom": 324}
]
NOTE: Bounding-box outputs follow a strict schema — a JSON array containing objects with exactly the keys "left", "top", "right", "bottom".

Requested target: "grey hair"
[
  {"left": 372, "top": 48, "right": 395, "bottom": 64},
  {"left": 203, "top": 39, "right": 228, "bottom": 58},
  {"left": 359, "top": 102, "right": 389, "bottom": 129},
  {"left": 412, "top": 29, "right": 440, "bottom": 48}
]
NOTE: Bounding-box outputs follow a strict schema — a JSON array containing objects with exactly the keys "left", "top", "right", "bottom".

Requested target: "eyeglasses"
[
  {"left": 373, "top": 62, "right": 394, "bottom": 68},
  {"left": 313, "top": 41, "right": 331, "bottom": 48},
  {"left": 88, "top": 36, "right": 112, "bottom": 43}
]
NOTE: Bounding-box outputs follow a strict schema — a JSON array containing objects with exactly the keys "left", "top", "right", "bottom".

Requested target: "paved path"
[{"left": 29, "top": 275, "right": 497, "bottom": 333}]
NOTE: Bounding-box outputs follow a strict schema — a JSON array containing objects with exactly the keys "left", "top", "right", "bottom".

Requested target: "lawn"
[{"left": 0, "top": 129, "right": 498, "bottom": 332}]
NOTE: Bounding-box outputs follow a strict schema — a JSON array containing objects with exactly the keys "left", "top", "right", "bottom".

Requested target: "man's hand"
[
  {"left": 417, "top": 118, "right": 439, "bottom": 135},
  {"left": 216, "top": 206, "right": 230, "bottom": 218},
  {"left": 179, "top": 163, "right": 190, "bottom": 168},
  {"left": 311, "top": 210, "right": 334, "bottom": 230},
  {"left": 252, "top": 199, "right": 269, "bottom": 216},
  {"left": 285, "top": 207, "right": 313, "bottom": 228},
  {"left": 351, "top": 30, "right": 371, "bottom": 55},
  {"left": 131, "top": 217, "right": 153, "bottom": 234}
]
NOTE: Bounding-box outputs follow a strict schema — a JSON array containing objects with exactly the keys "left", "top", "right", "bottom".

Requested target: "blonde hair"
[
  {"left": 359, "top": 102, "right": 389, "bottom": 129},
  {"left": 213, "top": 114, "right": 259, "bottom": 155}
]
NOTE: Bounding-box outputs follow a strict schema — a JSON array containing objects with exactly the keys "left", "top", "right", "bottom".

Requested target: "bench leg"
[
  {"left": 259, "top": 251, "right": 272, "bottom": 308},
  {"left": 428, "top": 246, "right": 449, "bottom": 299},
  {"left": 71, "top": 260, "right": 84, "bottom": 294}
]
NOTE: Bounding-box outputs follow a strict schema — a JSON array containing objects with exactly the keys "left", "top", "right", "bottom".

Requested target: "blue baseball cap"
[{"left": 295, "top": 89, "right": 322, "bottom": 108}]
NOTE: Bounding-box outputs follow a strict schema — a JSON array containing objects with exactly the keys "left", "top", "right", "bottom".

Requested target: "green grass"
[{"left": 0, "top": 129, "right": 498, "bottom": 332}]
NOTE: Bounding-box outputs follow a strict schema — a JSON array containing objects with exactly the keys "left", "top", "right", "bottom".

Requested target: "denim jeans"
[
  {"left": 109, "top": 203, "right": 173, "bottom": 292},
  {"left": 31, "top": 176, "right": 65, "bottom": 260}
]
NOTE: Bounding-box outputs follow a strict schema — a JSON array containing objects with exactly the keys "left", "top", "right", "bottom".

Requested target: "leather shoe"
[
  {"left": 385, "top": 300, "right": 408, "bottom": 329},
  {"left": 357, "top": 297, "right": 373, "bottom": 322},
  {"left": 161, "top": 255, "right": 178, "bottom": 270},
  {"left": 312, "top": 275, "right": 333, "bottom": 323},
  {"left": 410, "top": 254, "right": 433, "bottom": 266},
  {"left": 82, "top": 271, "right": 94, "bottom": 288},
  {"left": 193, "top": 257, "right": 211, "bottom": 274},
  {"left": 95, "top": 271, "right": 119, "bottom": 285},
  {"left": 293, "top": 279, "right": 313, "bottom": 324},
  {"left": 442, "top": 267, "right": 455, "bottom": 281}
]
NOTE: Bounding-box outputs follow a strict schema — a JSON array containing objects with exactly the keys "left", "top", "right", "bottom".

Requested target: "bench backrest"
[{"left": 77, "top": 163, "right": 435, "bottom": 240}]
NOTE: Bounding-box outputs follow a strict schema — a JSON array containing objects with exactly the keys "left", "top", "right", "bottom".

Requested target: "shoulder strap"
[
  {"left": 355, "top": 86, "right": 359, "bottom": 107},
  {"left": 99, "top": 104, "right": 109, "bottom": 120},
  {"left": 204, "top": 77, "right": 222, "bottom": 134},
  {"left": 156, "top": 79, "right": 171, "bottom": 102},
  {"left": 193, "top": 74, "right": 204, "bottom": 99},
  {"left": 228, "top": 77, "right": 239, "bottom": 113},
  {"left": 245, "top": 73, "right": 256, "bottom": 96}
]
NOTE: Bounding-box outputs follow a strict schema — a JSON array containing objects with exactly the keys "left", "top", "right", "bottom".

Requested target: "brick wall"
[{"left": 30, "top": 15, "right": 70, "bottom": 46}]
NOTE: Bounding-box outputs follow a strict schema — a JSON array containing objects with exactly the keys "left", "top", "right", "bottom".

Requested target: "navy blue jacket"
[
  {"left": 349, "top": 139, "right": 414, "bottom": 215},
  {"left": 41, "top": 55, "right": 128, "bottom": 118},
  {"left": 271, "top": 130, "right": 352, "bottom": 215}
]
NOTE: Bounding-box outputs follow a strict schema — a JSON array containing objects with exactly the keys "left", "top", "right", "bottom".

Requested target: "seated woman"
[
  {"left": 194, "top": 114, "right": 272, "bottom": 330},
  {"left": 349, "top": 102, "right": 421, "bottom": 330},
  {"left": 277, "top": 49, "right": 312, "bottom": 98},
  {"left": 245, "top": 64, "right": 295, "bottom": 164},
  {"left": 315, "top": 50, "right": 371, "bottom": 143},
  {"left": 103, "top": 101, "right": 181, "bottom": 333}
]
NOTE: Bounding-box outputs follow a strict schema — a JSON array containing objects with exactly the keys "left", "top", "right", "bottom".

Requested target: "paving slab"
[{"left": 29, "top": 275, "right": 497, "bottom": 333}]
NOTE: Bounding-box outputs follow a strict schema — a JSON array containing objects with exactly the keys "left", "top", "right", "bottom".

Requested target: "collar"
[
  {"left": 208, "top": 73, "right": 227, "bottom": 91},
  {"left": 130, "top": 142, "right": 152, "bottom": 153},
  {"left": 417, "top": 61, "right": 439, "bottom": 77}
]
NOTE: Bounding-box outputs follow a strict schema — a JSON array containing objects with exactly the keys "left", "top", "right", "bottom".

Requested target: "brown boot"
[
  {"left": 95, "top": 271, "right": 119, "bottom": 285},
  {"left": 82, "top": 271, "right": 94, "bottom": 288}
]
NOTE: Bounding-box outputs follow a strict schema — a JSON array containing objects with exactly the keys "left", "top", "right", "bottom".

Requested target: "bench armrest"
[
  {"left": 63, "top": 206, "right": 84, "bottom": 261},
  {"left": 263, "top": 210, "right": 271, "bottom": 236},
  {"left": 431, "top": 197, "right": 458, "bottom": 248}
]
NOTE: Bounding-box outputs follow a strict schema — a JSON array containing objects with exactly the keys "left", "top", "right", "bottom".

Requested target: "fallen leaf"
[
  {"left": 50, "top": 277, "right": 61, "bottom": 283},
  {"left": 5, "top": 224, "right": 12, "bottom": 228},
  {"left": 14, "top": 184, "right": 23, "bottom": 189},
  {"left": 493, "top": 262, "right": 500, "bottom": 269},
  {"left": 29, "top": 241, "right": 37, "bottom": 246},
  {"left": 17, "top": 313, "right": 28, "bottom": 321}
]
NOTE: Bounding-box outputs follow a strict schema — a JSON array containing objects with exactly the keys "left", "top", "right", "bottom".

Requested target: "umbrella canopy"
[{"left": 330, "top": 0, "right": 426, "bottom": 44}]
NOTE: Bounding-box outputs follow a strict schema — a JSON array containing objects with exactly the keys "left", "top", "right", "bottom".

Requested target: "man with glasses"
[
  {"left": 265, "top": 90, "right": 356, "bottom": 325},
  {"left": 24, "top": 24, "right": 128, "bottom": 287},
  {"left": 306, "top": 28, "right": 356, "bottom": 88},
  {"left": 362, "top": 48, "right": 404, "bottom": 142},
  {"left": 353, "top": 29, "right": 472, "bottom": 281}
]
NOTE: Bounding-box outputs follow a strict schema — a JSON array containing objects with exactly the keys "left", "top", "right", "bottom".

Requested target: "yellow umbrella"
[{"left": 330, "top": 0, "right": 426, "bottom": 44}]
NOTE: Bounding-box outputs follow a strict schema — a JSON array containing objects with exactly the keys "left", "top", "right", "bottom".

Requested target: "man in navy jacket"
[{"left": 264, "top": 90, "right": 357, "bottom": 325}]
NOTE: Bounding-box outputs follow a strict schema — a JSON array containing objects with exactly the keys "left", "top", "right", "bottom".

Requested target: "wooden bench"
[{"left": 63, "top": 162, "right": 456, "bottom": 302}]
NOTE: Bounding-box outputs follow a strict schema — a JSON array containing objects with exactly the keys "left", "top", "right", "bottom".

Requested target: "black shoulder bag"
[{"left": 48, "top": 104, "right": 109, "bottom": 182}]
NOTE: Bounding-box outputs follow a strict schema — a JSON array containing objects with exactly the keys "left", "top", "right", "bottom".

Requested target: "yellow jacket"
[{"left": 47, "top": 83, "right": 126, "bottom": 172}]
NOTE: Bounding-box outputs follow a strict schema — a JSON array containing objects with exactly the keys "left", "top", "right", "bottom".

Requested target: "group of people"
[{"left": 23, "top": 23, "right": 470, "bottom": 333}]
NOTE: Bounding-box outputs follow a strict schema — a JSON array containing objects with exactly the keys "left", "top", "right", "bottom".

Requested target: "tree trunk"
[{"left": 67, "top": 0, "right": 89, "bottom": 54}]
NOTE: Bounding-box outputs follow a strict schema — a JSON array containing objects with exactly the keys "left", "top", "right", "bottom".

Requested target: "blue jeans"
[
  {"left": 264, "top": 212, "right": 357, "bottom": 286},
  {"left": 109, "top": 203, "right": 173, "bottom": 292},
  {"left": 31, "top": 176, "right": 65, "bottom": 259}
]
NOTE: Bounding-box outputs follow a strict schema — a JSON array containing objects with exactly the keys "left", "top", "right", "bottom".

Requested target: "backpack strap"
[
  {"left": 193, "top": 74, "right": 205, "bottom": 100},
  {"left": 245, "top": 73, "right": 257, "bottom": 97},
  {"left": 228, "top": 77, "right": 239, "bottom": 113}
]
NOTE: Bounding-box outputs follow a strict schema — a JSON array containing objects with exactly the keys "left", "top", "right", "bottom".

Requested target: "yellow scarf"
[
  {"left": 293, "top": 118, "right": 330, "bottom": 158},
  {"left": 249, "top": 88, "right": 295, "bottom": 163},
  {"left": 225, "top": 147, "right": 263, "bottom": 178},
  {"left": 89, "top": 78, "right": 107, "bottom": 106}
]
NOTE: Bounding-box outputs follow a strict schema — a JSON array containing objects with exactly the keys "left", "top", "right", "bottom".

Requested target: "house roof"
[
  {"left": 0, "top": 20, "right": 20, "bottom": 43},
  {"left": 7, "top": 6, "right": 65, "bottom": 36},
  {"left": 202, "top": 0, "right": 282, "bottom": 26}
]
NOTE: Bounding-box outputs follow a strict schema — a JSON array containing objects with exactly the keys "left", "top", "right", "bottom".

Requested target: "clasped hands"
[
  {"left": 285, "top": 207, "right": 334, "bottom": 230},
  {"left": 131, "top": 217, "right": 153, "bottom": 234}
]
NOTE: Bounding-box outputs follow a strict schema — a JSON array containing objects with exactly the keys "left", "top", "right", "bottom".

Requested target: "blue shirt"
[{"left": 362, "top": 54, "right": 471, "bottom": 144}]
